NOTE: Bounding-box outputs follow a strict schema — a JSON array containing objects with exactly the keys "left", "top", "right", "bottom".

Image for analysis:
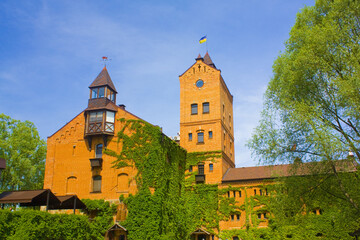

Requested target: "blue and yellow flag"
[{"left": 199, "top": 36, "right": 207, "bottom": 44}]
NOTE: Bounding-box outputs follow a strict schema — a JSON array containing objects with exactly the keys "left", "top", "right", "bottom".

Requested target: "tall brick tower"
[{"left": 179, "top": 52, "right": 235, "bottom": 184}]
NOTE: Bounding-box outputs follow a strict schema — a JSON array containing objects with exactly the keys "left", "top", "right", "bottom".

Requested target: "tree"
[
  {"left": 248, "top": 0, "right": 360, "bottom": 236},
  {"left": 0, "top": 114, "right": 46, "bottom": 191}
]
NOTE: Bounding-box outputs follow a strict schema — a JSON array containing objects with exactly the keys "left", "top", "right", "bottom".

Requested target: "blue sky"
[{"left": 0, "top": 0, "right": 314, "bottom": 167}]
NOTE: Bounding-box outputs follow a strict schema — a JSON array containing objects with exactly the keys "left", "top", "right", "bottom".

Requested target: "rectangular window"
[
  {"left": 89, "top": 111, "right": 103, "bottom": 122},
  {"left": 91, "top": 89, "right": 98, "bottom": 99},
  {"left": 233, "top": 191, "right": 236, "bottom": 198},
  {"left": 198, "top": 164, "right": 204, "bottom": 175},
  {"left": 239, "top": 191, "right": 242, "bottom": 197},
  {"left": 189, "top": 166, "right": 193, "bottom": 172},
  {"left": 209, "top": 163, "right": 213, "bottom": 172},
  {"left": 191, "top": 104, "right": 198, "bottom": 115},
  {"left": 227, "top": 191, "right": 230, "bottom": 198},
  {"left": 203, "top": 102, "right": 209, "bottom": 113},
  {"left": 106, "top": 111, "right": 115, "bottom": 123},
  {"left": 260, "top": 189, "right": 263, "bottom": 196},
  {"left": 197, "top": 132, "right": 204, "bottom": 143},
  {"left": 231, "top": 215, "right": 234, "bottom": 221},
  {"left": 254, "top": 189, "right": 257, "bottom": 195},
  {"left": 93, "top": 175, "right": 102, "bottom": 192},
  {"left": 257, "top": 213, "right": 262, "bottom": 219},
  {"left": 209, "top": 131, "right": 213, "bottom": 139},
  {"left": 264, "top": 213, "right": 267, "bottom": 219},
  {"left": 188, "top": 133, "right": 192, "bottom": 141},
  {"left": 236, "top": 214, "right": 240, "bottom": 221},
  {"left": 98, "top": 87, "right": 105, "bottom": 98}
]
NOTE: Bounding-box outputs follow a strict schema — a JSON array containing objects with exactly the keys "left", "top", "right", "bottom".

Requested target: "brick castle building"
[{"left": 44, "top": 52, "right": 289, "bottom": 239}]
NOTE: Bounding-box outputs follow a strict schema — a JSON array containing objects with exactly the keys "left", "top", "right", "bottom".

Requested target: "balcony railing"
[{"left": 87, "top": 122, "right": 114, "bottom": 135}]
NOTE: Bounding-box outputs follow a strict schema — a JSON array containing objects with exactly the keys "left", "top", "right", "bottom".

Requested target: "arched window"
[
  {"left": 95, "top": 144, "right": 103, "bottom": 158},
  {"left": 66, "top": 176, "right": 77, "bottom": 194},
  {"left": 93, "top": 175, "right": 102, "bottom": 192},
  {"left": 117, "top": 173, "right": 129, "bottom": 192}
]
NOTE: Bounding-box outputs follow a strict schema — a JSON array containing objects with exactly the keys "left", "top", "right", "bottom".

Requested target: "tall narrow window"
[
  {"left": 198, "top": 164, "right": 204, "bottom": 175},
  {"left": 91, "top": 89, "right": 98, "bottom": 98},
  {"left": 231, "top": 215, "right": 234, "bottom": 221},
  {"left": 233, "top": 191, "right": 236, "bottom": 198},
  {"left": 239, "top": 191, "right": 242, "bottom": 197},
  {"left": 254, "top": 189, "right": 257, "bottom": 195},
  {"left": 191, "top": 104, "right": 198, "bottom": 115},
  {"left": 197, "top": 132, "right": 204, "bottom": 143},
  {"left": 203, "top": 102, "right": 209, "bottom": 113},
  {"left": 209, "top": 163, "right": 213, "bottom": 172},
  {"left": 209, "top": 131, "right": 213, "bottom": 139},
  {"left": 98, "top": 87, "right": 105, "bottom": 98},
  {"left": 93, "top": 175, "right": 102, "bottom": 192},
  {"left": 189, "top": 166, "right": 193, "bottom": 172},
  {"left": 188, "top": 133, "right": 192, "bottom": 141},
  {"left": 236, "top": 214, "right": 240, "bottom": 221},
  {"left": 95, "top": 144, "right": 103, "bottom": 158}
]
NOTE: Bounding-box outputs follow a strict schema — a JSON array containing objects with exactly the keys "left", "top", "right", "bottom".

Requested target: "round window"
[{"left": 196, "top": 79, "right": 204, "bottom": 88}]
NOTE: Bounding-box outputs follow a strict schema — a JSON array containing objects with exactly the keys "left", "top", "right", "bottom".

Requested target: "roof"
[
  {"left": 222, "top": 165, "right": 291, "bottom": 182},
  {"left": 203, "top": 52, "right": 216, "bottom": 69},
  {"left": 0, "top": 189, "right": 60, "bottom": 206},
  {"left": 48, "top": 195, "right": 86, "bottom": 210},
  {"left": 191, "top": 228, "right": 211, "bottom": 235},
  {"left": 0, "top": 158, "right": 5, "bottom": 169},
  {"left": 107, "top": 223, "right": 127, "bottom": 232},
  {"left": 85, "top": 98, "right": 119, "bottom": 112},
  {"left": 222, "top": 160, "right": 358, "bottom": 182},
  {"left": 89, "top": 66, "right": 117, "bottom": 93}
]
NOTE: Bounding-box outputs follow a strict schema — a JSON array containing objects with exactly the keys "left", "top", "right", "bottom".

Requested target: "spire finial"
[{"left": 101, "top": 56, "right": 111, "bottom": 67}]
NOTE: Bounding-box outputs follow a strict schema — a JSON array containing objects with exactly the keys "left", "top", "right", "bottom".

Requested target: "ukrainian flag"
[{"left": 199, "top": 36, "right": 207, "bottom": 44}]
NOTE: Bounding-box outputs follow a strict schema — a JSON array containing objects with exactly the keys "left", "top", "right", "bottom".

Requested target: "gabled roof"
[
  {"left": 191, "top": 228, "right": 211, "bottom": 235},
  {"left": 203, "top": 52, "right": 216, "bottom": 69},
  {"left": 89, "top": 66, "right": 117, "bottom": 93},
  {"left": 107, "top": 223, "right": 127, "bottom": 232}
]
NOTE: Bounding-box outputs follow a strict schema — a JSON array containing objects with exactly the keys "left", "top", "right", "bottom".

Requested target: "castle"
[{"left": 43, "top": 52, "right": 289, "bottom": 239}]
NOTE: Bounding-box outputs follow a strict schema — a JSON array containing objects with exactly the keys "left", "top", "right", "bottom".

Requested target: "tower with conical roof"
[
  {"left": 179, "top": 52, "right": 235, "bottom": 184},
  {"left": 84, "top": 66, "right": 118, "bottom": 149}
]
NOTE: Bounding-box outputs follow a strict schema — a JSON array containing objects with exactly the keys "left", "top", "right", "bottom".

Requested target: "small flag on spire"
[
  {"left": 199, "top": 36, "right": 207, "bottom": 44},
  {"left": 102, "top": 56, "right": 108, "bottom": 60}
]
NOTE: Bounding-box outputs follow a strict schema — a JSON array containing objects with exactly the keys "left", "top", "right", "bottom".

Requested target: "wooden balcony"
[{"left": 195, "top": 174, "right": 205, "bottom": 184}]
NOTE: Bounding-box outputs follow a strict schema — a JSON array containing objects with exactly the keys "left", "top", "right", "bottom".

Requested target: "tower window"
[
  {"left": 209, "top": 163, "right": 213, "bottom": 172},
  {"left": 209, "top": 131, "right": 213, "bottom": 139},
  {"left": 98, "top": 87, "right": 105, "bottom": 98},
  {"left": 95, "top": 144, "right": 103, "bottom": 158},
  {"left": 188, "top": 133, "right": 192, "bottom": 141},
  {"left": 191, "top": 104, "right": 198, "bottom": 115},
  {"left": 203, "top": 102, "right": 209, "bottom": 114},
  {"left": 236, "top": 214, "right": 240, "bottom": 220},
  {"left": 92, "top": 175, "right": 102, "bottom": 192},
  {"left": 197, "top": 132, "right": 204, "bottom": 143}
]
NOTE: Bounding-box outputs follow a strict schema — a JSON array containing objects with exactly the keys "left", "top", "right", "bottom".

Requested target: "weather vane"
[{"left": 101, "top": 56, "right": 112, "bottom": 67}]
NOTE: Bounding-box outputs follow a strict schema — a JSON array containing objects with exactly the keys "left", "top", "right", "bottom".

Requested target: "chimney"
[{"left": 118, "top": 104, "right": 126, "bottom": 110}]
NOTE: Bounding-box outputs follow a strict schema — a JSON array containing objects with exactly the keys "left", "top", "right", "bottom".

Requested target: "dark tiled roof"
[
  {"left": 85, "top": 98, "right": 118, "bottom": 112},
  {"left": 203, "top": 52, "right": 217, "bottom": 69},
  {"left": 89, "top": 66, "right": 117, "bottom": 93},
  {"left": 222, "top": 161, "right": 357, "bottom": 182}
]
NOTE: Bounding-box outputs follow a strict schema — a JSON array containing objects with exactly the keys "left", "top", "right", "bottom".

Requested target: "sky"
[{"left": 0, "top": 0, "right": 315, "bottom": 167}]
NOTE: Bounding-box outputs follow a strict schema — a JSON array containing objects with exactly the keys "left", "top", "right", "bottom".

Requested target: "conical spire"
[
  {"left": 203, "top": 52, "right": 216, "bottom": 69},
  {"left": 89, "top": 66, "right": 117, "bottom": 93}
]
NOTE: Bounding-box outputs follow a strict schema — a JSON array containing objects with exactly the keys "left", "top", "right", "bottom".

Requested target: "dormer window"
[{"left": 87, "top": 111, "right": 115, "bottom": 134}]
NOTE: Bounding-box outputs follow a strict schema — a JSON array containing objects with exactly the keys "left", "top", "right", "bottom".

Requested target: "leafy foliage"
[
  {"left": 0, "top": 209, "right": 103, "bottom": 240},
  {"left": 248, "top": 0, "right": 360, "bottom": 237},
  {"left": 0, "top": 114, "right": 46, "bottom": 191}
]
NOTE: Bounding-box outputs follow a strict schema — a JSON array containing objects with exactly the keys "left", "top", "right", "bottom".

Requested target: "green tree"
[
  {"left": 249, "top": 0, "right": 360, "bottom": 237},
  {"left": 0, "top": 114, "right": 46, "bottom": 191}
]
